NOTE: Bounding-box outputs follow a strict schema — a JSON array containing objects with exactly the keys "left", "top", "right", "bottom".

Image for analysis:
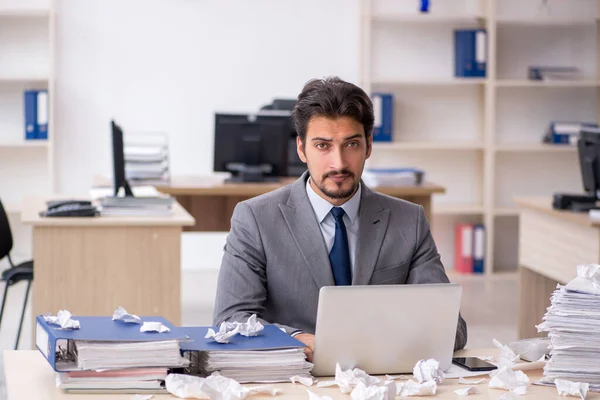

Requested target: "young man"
[{"left": 213, "top": 77, "right": 467, "bottom": 360}]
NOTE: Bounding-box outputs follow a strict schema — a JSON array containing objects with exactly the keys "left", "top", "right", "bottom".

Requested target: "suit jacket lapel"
[
  {"left": 279, "top": 172, "right": 335, "bottom": 288},
  {"left": 352, "top": 185, "right": 390, "bottom": 285}
]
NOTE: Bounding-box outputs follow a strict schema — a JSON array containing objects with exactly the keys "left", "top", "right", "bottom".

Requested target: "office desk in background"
[
  {"left": 153, "top": 176, "right": 445, "bottom": 232},
  {"left": 517, "top": 197, "right": 600, "bottom": 339},
  {"left": 20, "top": 197, "right": 195, "bottom": 341}
]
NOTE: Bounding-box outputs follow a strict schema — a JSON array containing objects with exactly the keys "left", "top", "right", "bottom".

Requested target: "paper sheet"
[
  {"left": 306, "top": 390, "right": 332, "bottom": 400},
  {"left": 112, "top": 306, "right": 142, "bottom": 324},
  {"left": 396, "top": 380, "right": 437, "bottom": 397},
  {"left": 290, "top": 376, "right": 315, "bottom": 387},
  {"left": 350, "top": 381, "right": 396, "bottom": 400},
  {"left": 316, "top": 364, "right": 380, "bottom": 393},
  {"left": 454, "top": 386, "right": 479, "bottom": 396},
  {"left": 488, "top": 366, "right": 529, "bottom": 394},
  {"left": 132, "top": 395, "right": 153, "bottom": 400},
  {"left": 140, "top": 321, "right": 170, "bottom": 333},
  {"left": 235, "top": 314, "right": 264, "bottom": 337},
  {"left": 555, "top": 379, "right": 589, "bottom": 399},
  {"left": 205, "top": 323, "right": 240, "bottom": 344},
  {"left": 165, "top": 373, "right": 281, "bottom": 400},
  {"left": 493, "top": 338, "right": 520, "bottom": 367},
  {"left": 565, "top": 264, "right": 600, "bottom": 295},
  {"left": 43, "top": 310, "right": 80, "bottom": 330},
  {"left": 413, "top": 359, "right": 444, "bottom": 384}
]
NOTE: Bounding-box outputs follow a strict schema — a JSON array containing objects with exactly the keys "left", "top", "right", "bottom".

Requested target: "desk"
[
  {"left": 20, "top": 197, "right": 195, "bottom": 338},
  {"left": 153, "top": 176, "right": 446, "bottom": 232},
  {"left": 516, "top": 197, "right": 600, "bottom": 339},
  {"left": 4, "top": 349, "right": 585, "bottom": 399}
]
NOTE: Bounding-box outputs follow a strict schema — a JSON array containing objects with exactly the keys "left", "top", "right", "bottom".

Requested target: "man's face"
[{"left": 297, "top": 116, "right": 372, "bottom": 205}]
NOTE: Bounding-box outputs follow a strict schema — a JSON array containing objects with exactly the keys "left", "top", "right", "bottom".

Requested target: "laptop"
[{"left": 311, "top": 283, "right": 462, "bottom": 376}]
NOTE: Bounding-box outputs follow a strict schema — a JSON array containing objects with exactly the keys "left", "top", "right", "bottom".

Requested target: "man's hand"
[{"left": 294, "top": 333, "right": 315, "bottom": 362}]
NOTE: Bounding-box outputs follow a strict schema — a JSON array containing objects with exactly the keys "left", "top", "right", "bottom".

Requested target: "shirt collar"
[{"left": 305, "top": 177, "right": 361, "bottom": 224}]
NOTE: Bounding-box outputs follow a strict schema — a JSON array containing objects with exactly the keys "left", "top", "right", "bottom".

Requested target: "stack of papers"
[
  {"left": 99, "top": 195, "right": 175, "bottom": 216},
  {"left": 124, "top": 134, "right": 170, "bottom": 185},
  {"left": 537, "top": 264, "right": 600, "bottom": 389},
  {"left": 181, "top": 325, "right": 312, "bottom": 383},
  {"left": 75, "top": 340, "right": 187, "bottom": 370},
  {"left": 361, "top": 168, "right": 424, "bottom": 187},
  {"left": 36, "top": 313, "right": 190, "bottom": 394},
  {"left": 56, "top": 367, "right": 168, "bottom": 394},
  {"left": 194, "top": 348, "right": 310, "bottom": 383}
]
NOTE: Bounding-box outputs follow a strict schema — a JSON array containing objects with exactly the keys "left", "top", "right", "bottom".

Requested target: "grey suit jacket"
[{"left": 213, "top": 172, "right": 468, "bottom": 350}]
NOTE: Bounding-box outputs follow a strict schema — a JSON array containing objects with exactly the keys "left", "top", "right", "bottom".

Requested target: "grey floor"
[{"left": 0, "top": 270, "right": 518, "bottom": 398}]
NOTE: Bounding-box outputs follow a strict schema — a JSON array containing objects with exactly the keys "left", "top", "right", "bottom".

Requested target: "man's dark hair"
[{"left": 291, "top": 77, "right": 374, "bottom": 145}]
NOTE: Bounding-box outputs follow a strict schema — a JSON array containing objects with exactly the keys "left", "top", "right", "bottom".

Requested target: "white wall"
[
  {"left": 52, "top": 0, "right": 360, "bottom": 269},
  {"left": 54, "top": 0, "right": 360, "bottom": 195}
]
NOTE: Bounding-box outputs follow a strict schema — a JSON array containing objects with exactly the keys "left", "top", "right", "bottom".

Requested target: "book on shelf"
[
  {"left": 24, "top": 89, "right": 48, "bottom": 140},
  {"left": 542, "top": 121, "right": 597, "bottom": 145},
  {"left": 372, "top": 92, "right": 393, "bottom": 142},
  {"left": 528, "top": 66, "right": 583, "bottom": 82},
  {"left": 454, "top": 29, "right": 487, "bottom": 78},
  {"left": 454, "top": 223, "right": 485, "bottom": 274}
]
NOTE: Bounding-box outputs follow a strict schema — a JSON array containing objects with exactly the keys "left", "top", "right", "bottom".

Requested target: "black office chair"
[{"left": 0, "top": 199, "right": 33, "bottom": 350}]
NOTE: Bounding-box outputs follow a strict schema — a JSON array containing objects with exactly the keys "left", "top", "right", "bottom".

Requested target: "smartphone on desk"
[{"left": 452, "top": 357, "right": 497, "bottom": 372}]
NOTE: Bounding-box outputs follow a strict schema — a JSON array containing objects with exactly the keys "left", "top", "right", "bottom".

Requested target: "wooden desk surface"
[
  {"left": 153, "top": 175, "right": 446, "bottom": 197},
  {"left": 4, "top": 349, "right": 584, "bottom": 400},
  {"left": 515, "top": 197, "right": 600, "bottom": 228},
  {"left": 20, "top": 197, "right": 195, "bottom": 227}
]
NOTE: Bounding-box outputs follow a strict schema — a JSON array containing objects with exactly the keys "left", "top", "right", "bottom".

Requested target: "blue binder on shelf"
[
  {"left": 37, "top": 89, "right": 49, "bottom": 139},
  {"left": 454, "top": 29, "right": 487, "bottom": 78},
  {"left": 372, "top": 92, "right": 393, "bottom": 142},
  {"left": 179, "top": 324, "right": 305, "bottom": 353},
  {"left": 543, "top": 121, "right": 597, "bottom": 145},
  {"left": 35, "top": 315, "right": 188, "bottom": 371},
  {"left": 473, "top": 224, "right": 485, "bottom": 274},
  {"left": 24, "top": 90, "right": 38, "bottom": 140}
]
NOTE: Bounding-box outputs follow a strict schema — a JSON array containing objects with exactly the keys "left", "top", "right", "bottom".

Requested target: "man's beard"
[{"left": 317, "top": 169, "right": 358, "bottom": 199}]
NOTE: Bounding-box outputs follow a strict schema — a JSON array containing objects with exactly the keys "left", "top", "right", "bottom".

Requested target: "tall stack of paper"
[
  {"left": 181, "top": 325, "right": 311, "bottom": 383},
  {"left": 537, "top": 264, "right": 600, "bottom": 389},
  {"left": 36, "top": 314, "right": 189, "bottom": 394},
  {"left": 124, "top": 132, "right": 170, "bottom": 185}
]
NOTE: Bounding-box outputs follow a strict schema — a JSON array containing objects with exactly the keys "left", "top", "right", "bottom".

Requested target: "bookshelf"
[
  {"left": 360, "top": 0, "right": 598, "bottom": 276},
  {"left": 0, "top": 0, "right": 54, "bottom": 211},
  {"left": 0, "top": 0, "right": 53, "bottom": 268}
]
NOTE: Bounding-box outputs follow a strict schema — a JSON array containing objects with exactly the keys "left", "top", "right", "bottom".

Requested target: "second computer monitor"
[{"left": 213, "top": 112, "right": 293, "bottom": 182}]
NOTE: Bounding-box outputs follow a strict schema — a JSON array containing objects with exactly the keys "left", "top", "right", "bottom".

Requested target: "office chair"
[{"left": 0, "top": 199, "right": 33, "bottom": 350}]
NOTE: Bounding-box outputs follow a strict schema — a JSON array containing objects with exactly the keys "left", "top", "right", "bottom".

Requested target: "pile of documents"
[
  {"left": 37, "top": 310, "right": 189, "bottom": 394},
  {"left": 99, "top": 193, "right": 175, "bottom": 216},
  {"left": 124, "top": 133, "right": 170, "bottom": 185},
  {"left": 537, "top": 264, "right": 600, "bottom": 390},
  {"left": 361, "top": 168, "right": 424, "bottom": 187},
  {"left": 56, "top": 367, "right": 169, "bottom": 393},
  {"left": 181, "top": 324, "right": 311, "bottom": 383}
]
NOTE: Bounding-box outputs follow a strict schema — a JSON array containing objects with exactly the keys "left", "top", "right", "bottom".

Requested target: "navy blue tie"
[{"left": 329, "top": 207, "right": 351, "bottom": 286}]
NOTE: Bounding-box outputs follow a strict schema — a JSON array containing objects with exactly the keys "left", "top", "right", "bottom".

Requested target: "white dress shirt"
[{"left": 305, "top": 178, "right": 361, "bottom": 275}]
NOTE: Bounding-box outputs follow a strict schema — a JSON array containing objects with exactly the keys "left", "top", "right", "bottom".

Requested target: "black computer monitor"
[
  {"left": 111, "top": 120, "right": 133, "bottom": 197},
  {"left": 213, "top": 112, "right": 292, "bottom": 182},
  {"left": 579, "top": 127, "right": 600, "bottom": 199}
]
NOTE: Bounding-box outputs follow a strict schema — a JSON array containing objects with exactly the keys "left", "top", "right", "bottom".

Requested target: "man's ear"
[
  {"left": 365, "top": 134, "right": 373, "bottom": 160},
  {"left": 296, "top": 136, "right": 307, "bottom": 163}
]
